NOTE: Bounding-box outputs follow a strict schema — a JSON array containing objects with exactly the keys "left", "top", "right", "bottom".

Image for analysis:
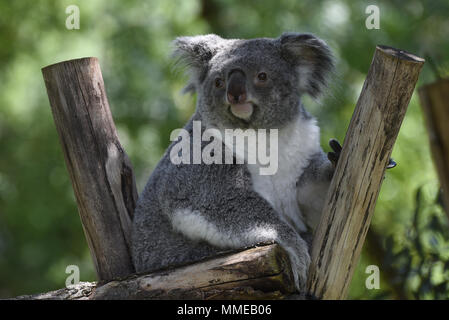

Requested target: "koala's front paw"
[
  {"left": 327, "top": 138, "right": 397, "bottom": 170},
  {"left": 279, "top": 236, "right": 311, "bottom": 292}
]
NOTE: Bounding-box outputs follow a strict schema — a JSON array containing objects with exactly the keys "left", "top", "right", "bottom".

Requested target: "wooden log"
[
  {"left": 306, "top": 46, "right": 424, "bottom": 299},
  {"left": 418, "top": 79, "right": 449, "bottom": 218},
  {"left": 13, "top": 244, "right": 295, "bottom": 300},
  {"left": 42, "top": 58, "right": 137, "bottom": 280}
]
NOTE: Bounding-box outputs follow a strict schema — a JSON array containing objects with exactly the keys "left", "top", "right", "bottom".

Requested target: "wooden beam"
[
  {"left": 42, "top": 58, "right": 137, "bottom": 280},
  {"left": 419, "top": 79, "right": 449, "bottom": 218},
  {"left": 13, "top": 244, "right": 295, "bottom": 300},
  {"left": 307, "top": 46, "right": 424, "bottom": 299}
]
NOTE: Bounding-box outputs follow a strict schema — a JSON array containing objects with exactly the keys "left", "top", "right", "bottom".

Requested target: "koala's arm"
[
  {"left": 163, "top": 163, "right": 311, "bottom": 292},
  {"left": 297, "top": 138, "right": 395, "bottom": 233},
  {"left": 297, "top": 149, "right": 335, "bottom": 232}
]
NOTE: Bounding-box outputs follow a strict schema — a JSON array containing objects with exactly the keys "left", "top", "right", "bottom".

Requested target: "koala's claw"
[
  {"left": 327, "top": 138, "right": 342, "bottom": 167},
  {"left": 327, "top": 138, "right": 397, "bottom": 170},
  {"left": 386, "top": 158, "right": 397, "bottom": 169}
]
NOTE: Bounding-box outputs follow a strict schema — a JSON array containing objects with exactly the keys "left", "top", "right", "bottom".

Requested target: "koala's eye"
[
  {"left": 257, "top": 72, "right": 268, "bottom": 82},
  {"left": 214, "top": 78, "right": 225, "bottom": 89}
]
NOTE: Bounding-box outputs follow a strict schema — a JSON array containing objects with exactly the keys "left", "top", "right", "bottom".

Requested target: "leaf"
[{"left": 444, "top": 260, "right": 449, "bottom": 271}]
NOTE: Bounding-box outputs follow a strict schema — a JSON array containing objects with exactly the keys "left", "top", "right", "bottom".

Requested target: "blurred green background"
[{"left": 1, "top": 0, "right": 449, "bottom": 299}]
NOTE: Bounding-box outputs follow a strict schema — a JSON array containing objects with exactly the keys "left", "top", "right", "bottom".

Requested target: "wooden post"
[
  {"left": 306, "top": 46, "right": 424, "bottom": 299},
  {"left": 419, "top": 79, "right": 449, "bottom": 218},
  {"left": 42, "top": 58, "right": 137, "bottom": 280}
]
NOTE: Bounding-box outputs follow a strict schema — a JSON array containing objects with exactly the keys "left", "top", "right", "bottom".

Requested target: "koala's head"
[{"left": 173, "top": 33, "right": 333, "bottom": 130}]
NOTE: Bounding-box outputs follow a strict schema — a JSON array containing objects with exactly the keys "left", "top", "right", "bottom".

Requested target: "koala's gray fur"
[{"left": 132, "top": 32, "right": 335, "bottom": 292}]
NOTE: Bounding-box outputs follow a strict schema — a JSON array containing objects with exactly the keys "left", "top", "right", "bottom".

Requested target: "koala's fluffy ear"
[
  {"left": 172, "top": 34, "right": 223, "bottom": 91},
  {"left": 279, "top": 32, "right": 334, "bottom": 98}
]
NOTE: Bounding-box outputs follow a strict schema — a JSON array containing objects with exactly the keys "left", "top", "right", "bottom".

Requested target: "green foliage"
[
  {"left": 0, "top": 0, "right": 448, "bottom": 298},
  {"left": 387, "top": 186, "right": 449, "bottom": 299}
]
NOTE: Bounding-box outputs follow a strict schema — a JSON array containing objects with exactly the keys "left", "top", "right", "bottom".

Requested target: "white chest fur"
[{"left": 247, "top": 115, "right": 321, "bottom": 233}]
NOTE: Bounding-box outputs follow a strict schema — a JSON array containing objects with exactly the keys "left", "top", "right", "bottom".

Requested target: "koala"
[{"left": 132, "top": 32, "right": 337, "bottom": 292}]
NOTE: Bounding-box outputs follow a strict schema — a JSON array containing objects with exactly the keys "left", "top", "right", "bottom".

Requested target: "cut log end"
[
  {"left": 41, "top": 57, "right": 99, "bottom": 73},
  {"left": 376, "top": 45, "right": 425, "bottom": 63}
]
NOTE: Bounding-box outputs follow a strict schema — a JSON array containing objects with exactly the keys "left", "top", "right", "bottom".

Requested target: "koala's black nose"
[{"left": 227, "top": 69, "right": 247, "bottom": 104}]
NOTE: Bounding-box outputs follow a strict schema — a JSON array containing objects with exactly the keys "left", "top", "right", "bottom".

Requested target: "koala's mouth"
[{"left": 227, "top": 102, "right": 256, "bottom": 125}]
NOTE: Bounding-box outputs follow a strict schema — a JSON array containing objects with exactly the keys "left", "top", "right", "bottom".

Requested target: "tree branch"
[
  {"left": 13, "top": 244, "right": 295, "bottom": 300},
  {"left": 419, "top": 78, "right": 449, "bottom": 218}
]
